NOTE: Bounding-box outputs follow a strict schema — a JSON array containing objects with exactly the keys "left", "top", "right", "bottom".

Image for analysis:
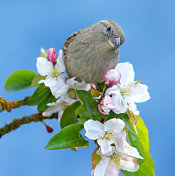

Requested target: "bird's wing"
[{"left": 62, "top": 31, "right": 80, "bottom": 58}]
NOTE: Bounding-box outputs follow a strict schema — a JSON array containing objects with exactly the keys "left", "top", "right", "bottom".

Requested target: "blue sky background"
[{"left": 0, "top": 0, "right": 174, "bottom": 176}]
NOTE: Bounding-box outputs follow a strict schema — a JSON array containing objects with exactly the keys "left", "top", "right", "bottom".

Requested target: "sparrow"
[{"left": 63, "top": 20, "right": 125, "bottom": 83}]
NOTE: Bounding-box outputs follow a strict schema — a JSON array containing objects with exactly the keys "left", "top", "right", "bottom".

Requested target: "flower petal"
[
  {"left": 94, "top": 157, "right": 110, "bottom": 176},
  {"left": 58, "top": 109, "right": 64, "bottom": 122},
  {"left": 128, "top": 103, "right": 140, "bottom": 115},
  {"left": 42, "top": 103, "right": 59, "bottom": 117},
  {"left": 36, "top": 57, "right": 53, "bottom": 76},
  {"left": 84, "top": 120, "right": 105, "bottom": 140},
  {"left": 97, "top": 146, "right": 115, "bottom": 157},
  {"left": 55, "top": 50, "right": 65, "bottom": 73},
  {"left": 97, "top": 139, "right": 113, "bottom": 155},
  {"left": 111, "top": 94, "right": 128, "bottom": 114},
  {"left": 49, "top": 75, "right": 68, "bottom": 98},
  {"left": 119, "top": 140, "right": 143, "bottom": 159},
  {"left": 130, "top": 83, "right": 150, "bottom": 103},
  {"left": 104, "top": 118, "right": 125, "bottom": 133},
  {"left": 116, "top": 62, "right": 135, "bottom": 85},
  {"left": 106, "top": 85, "right": 120, "bottom": 96},
  {"left": 105, "top": 161, "right": 121, "bottom": 176},
  {"left": 41, "top": 75, "right": 57, "bottom": 87},
  {"left": 120, "top": 156, "right": 139, "bottom": 172}
]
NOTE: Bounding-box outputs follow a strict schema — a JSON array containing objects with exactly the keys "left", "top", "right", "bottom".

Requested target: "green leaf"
[
  {"left": 5, "top": 70, "right": 36, "bottom": 92},
  {"left": 27, "top": 84, "right": 56, "bottom": 112},
  {"left": 40, "top": 48, "right": 48, "bottom": 58},
  {"left": 60, "top": 101, "right": 81, "bottom": 129},
  {"left": 136, "top": 116, "right": 149, "bottom": 153},
  {"left": 97, "top": 82, "right": 106, "bottom": 92},
  {"left": 75, "top": 90, "right": 103, "bottom": 124},
  {"left": 123, "top": 114, "right": 145, "bottom": 158},
  {"left": 122, "top": 114, "right": 155, "bottom": 176},
  {"left": 45, "top": 124, "right": 89, "bottom": 150},
  {"left": 31, "top": 75, "right": 45, "bottom": 87}
]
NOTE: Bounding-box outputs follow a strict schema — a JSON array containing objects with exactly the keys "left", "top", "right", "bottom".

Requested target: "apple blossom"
[
  {"left": 103, "top": 69, "right": 121, "bottom": 87},
  {"left": 43, "top": 77, "right": 91, "bottom": 120},
  {"left": 84, "top": 119, "right": 126, "bottom": 155},
  {"left": 105, "top": 62, "right": 150, "bottom": 114},
  {"left": 36, "top": 50, "right": 65, "bottom": 88},
  {"left": 43, "top": 94, "right": 76, "bottom": 121},
  {"left": 93, "top": 146, "right": 142, "bottom": 176}
]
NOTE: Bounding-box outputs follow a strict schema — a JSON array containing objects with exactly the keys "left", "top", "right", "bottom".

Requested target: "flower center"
[
  {"left": 103, "top": 131, "right": 113, "bottom": 140},
  {"left": 52, "top": 66, "right": 59, "bottom": 77},
  {"left": 111, "top": 153, "right": 121, "bottom": 167},
  {"left": 118, "top": 85, "right": 132, "bottom": 97}
]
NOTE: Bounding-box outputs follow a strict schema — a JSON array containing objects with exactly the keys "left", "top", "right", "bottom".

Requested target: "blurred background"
[{"left": 0, "top": 0, "right": 174, "bottom": 175}]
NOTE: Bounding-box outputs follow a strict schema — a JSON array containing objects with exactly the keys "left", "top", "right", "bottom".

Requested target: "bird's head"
[{"left": 91, "top": 20, "right": 125, "bottom": 50}]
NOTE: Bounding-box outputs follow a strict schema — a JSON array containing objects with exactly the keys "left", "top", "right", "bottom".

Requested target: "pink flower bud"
[
  {"left": 46, "top": 125, "right": 54, "bottom": 133},
  {"left": 47, "top": 48, "right": 57, "bottom": 65},
  {"left": 98, "top": 95, "right": 115, "bottom": 115},
  {"left": 103, "top": 69, "right": 121, "bottom": 87}
]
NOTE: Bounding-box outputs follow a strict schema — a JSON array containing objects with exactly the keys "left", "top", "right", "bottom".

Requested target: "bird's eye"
[{"left": 106, "top": 26, "right": 111, "bottom": 32}]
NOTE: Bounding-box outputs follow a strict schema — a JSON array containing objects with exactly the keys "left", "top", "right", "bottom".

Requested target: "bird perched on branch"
[{"left": 63, "top": 20, "right": 125, "bottom": 83}]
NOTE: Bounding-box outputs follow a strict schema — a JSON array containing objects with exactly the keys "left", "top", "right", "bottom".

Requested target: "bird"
[{"left": 62, "top": 20, "right": 125, "bottom": 83}]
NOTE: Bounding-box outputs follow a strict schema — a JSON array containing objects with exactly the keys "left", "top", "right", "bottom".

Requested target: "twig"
[
  {"left": 0, "top": 96, "right": 30, "bottom": 112},
  {"left": 0, "top": 112, "right": 58, "bottom": 138}
]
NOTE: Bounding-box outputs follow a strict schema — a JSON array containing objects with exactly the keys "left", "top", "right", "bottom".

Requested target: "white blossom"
[
  {"left": 36, "top": 50, "right": 65, "bottom": 88},
  {"left": 106, "top": 62, "right": 150, "bottom": 114},
  {"left": 84, "top": 119, "right": 125, "bottom": 155}
]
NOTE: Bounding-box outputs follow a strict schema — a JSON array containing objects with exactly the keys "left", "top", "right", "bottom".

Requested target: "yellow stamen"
[
  {"left": 111, "top": 153, "right": 121, "bottom": 167},
  {"left": 52, "top": 66, "right": 59, "bottom": 77},
  {"left": 103, "top": 130, "right": 113, "bottom": 140}
]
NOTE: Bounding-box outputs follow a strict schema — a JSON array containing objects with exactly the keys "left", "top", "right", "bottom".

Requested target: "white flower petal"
[
  {"left": 120, "top": 140, "right": 143, "bottom": 159},
  {"left": 120, "top": 156, "right": 139, "bottom": 172},
  {"left": 131, "top": 83, "right": 150, "bottom": 103},
  {"left": 97, "top": 139, "right": 113, "bottom": 155},
  {"left": 106, "top": 85, "right": 120, "bottom": 96},
  {"left": 104, "top": 118, "right": 125, "bottom": 133},
  {"left": 128, "top": 103, "right": 140, "bottom": 115},
  {"left": 84, "top": 120, "right": 105, "bottom": 140},
  {"left": 36, "top": 57, "right": 53, "bottom": 76},
  {"left": 58, "top": 109, "right": 64, "bottom": 122},
  {"left": 55, "top": 50, "right": 65, "bottom": 73},
  {"left": 42, "top": 75, "right": 57, "bottom": 87},
  {"left": 105, "top": 161, "right": 121, "bottom": 176},
  {"left": 112, "top": 94, "right": 128, "bottom": 114},
  {"left": 49, "top": 75, "right": 68, "bottom": 98},
  {"left": 116, "top": 62, "right": 135, "bottom": 85},
  {"left": 97, "top": 147, "right": 115, "bottom": 157},
  {"left": 42, "top": 104, "right": 58, "bottom": 117},
  {"left": 66, "top": 77, "right": 77, "bottom": 89},
  {"left": 66, "top": 77, "right": 91, "bottom": 91},
  {"left": 94, "top": 157, "right": 110, "bottom": 176}
]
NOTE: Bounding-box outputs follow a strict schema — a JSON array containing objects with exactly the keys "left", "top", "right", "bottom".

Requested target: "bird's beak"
[
  {"left": 113, "top": 37, "right": 120, "bottom": 49},
  {"left": 108, "top": 37, "right": 120, "bottom": 50}
]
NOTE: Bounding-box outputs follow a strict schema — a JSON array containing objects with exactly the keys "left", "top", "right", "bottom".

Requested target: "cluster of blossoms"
[
  {"left": 83, "top": 63, "right": 150, "bottom": 176},
  {"left": 36, "top": 48, "right": 91, "bottom": 120},
  {"left": 99, "top": 62, "right": 150, "bottom": 116},
  {"left": 36, "top": 48, "right": 150, "bottom": 176},
  {"left": 85, "top": 119, "right": 143, "bottom": 176}
]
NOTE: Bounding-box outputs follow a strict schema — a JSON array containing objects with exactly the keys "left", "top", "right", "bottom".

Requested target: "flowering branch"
[
  {"left": 0, "top": 96, "right": 30, "bottom": 112},
  {"left": 0, "top": 112, "right": 58, "bottom": 138}
]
